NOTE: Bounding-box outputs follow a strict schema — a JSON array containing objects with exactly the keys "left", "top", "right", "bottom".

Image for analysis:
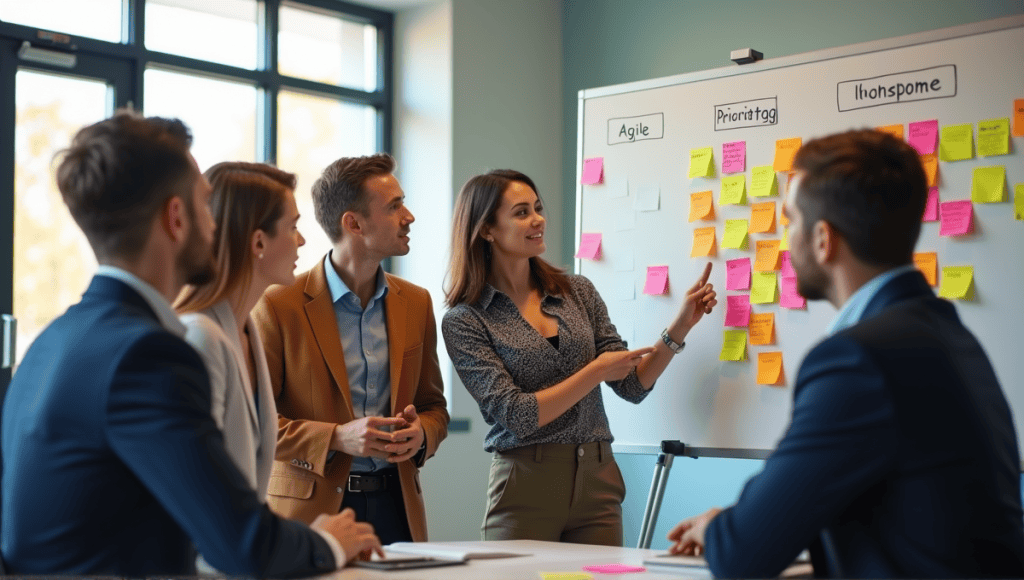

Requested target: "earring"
[{"left": 258, "top": 253, "right": 264, "bottom": 259}]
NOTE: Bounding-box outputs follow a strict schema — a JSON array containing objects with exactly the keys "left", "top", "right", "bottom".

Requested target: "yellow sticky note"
[
  {"left": 913, "top": 252, "right": 938, "bottom": 287},
  {"left": 939, "top": 124, "right": 974, "bottom": 162},
  {"left": 977, "top": 118, "right": 1010, "bottom": 157},
  {"left": 691, "top": 226, "right": 717, "bottom": 257},
  {"left": 689, "top": 190, "right": 715, "bottom": 222},
  {"left": 723, "top": 219, "right": 749, "bottom": 249},
  {"left": 939, "top": 266, "right": 974, "bottom": 300},
  {"left": 540, "top": 573, "right": 593, "bottom": 580},
  {"left": 920, "top": 153, "right": 938, "bottom": 187},
  {"left": 780, "top": 227, "right": 789, "bottom": 250},
  {"left": 689, "top": 147, "right": 715, "bottom": 178},
  {"left": 749, "top": 312, "right": 776, "bottom": 345},
  {"left": 877, "top": 124, "right": 904, "bottom": 140},
  {"left": 1016, "top": 183, "right": 1024, "bottom": 221},
  {"left": 720, "top": 329, "right": 747, "bottom": 361},
  {"left": 757, "top": 351, "right": 785, "bottom": 386},
  {"left": 750, "top": 166, "right": 779, "bottom": 198},
  {"left": 720, "top": 175, "right": 747, "bottom": 205},
  {"left": 971, "top": 166, "right": 1006, "bottom": 203},
  {"left": 773, "top": 137, "right": 802, "bottom": 172},
  {"left": 754, "top": 240, "right": 781, "bottom": 272},
  {"left": 749, "top": 202, "right": 777, "bottom": 233},
  {"left": 751, "top": 271, "right": 778, "bottom": 304}
]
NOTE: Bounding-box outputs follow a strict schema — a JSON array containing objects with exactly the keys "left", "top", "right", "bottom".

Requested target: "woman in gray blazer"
[{"left": 176, "top": 162, "right": 306, "bottom": 498}]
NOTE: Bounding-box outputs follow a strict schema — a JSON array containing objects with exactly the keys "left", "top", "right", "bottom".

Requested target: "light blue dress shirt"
[
  {"left": 825, "top": 264, "right": 919, "bottom": 335},
  {"left": 323, "top": 253, "right": 393, "bottom": 473}
]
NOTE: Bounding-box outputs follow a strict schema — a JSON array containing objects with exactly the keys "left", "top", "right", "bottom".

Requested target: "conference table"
[{"left": 321, "top": 539, "right": 813, "bottom": 579}]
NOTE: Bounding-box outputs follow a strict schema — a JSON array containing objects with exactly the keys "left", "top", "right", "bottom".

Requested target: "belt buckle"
[{"left": 347, "top": 474, "right": 365, "bottom": 493}]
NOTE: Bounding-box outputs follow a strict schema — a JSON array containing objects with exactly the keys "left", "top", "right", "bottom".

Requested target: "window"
[{"left": 0, "top": 0, "right": 393, "bottom": 372}]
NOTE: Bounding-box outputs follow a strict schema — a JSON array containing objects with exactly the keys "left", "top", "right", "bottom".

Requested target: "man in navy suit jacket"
[
  {"left": 668, "top": 129, "right": 1024, "bottom": 578},
  {"left": 1, "top": 111, "right": 381, "bottom": 576}
]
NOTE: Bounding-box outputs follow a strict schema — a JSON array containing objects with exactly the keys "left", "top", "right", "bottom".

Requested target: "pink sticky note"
[
  {"left": 922, "top": 188, "right": 939, "bottom": 222},
  {"left": 575, "top": 233, "right": 602, "bottom": 260},
  {"left": 939, "top": 200, "right": 973, "bottom": 236},
  {"left": 722, "top": 141, "right": 746, "bottom": 174},
  {"left": 780, "top": 276, "right": 806, "bottom": 309},
  {"left": 908, "top": 120, "right": 938, "bottom": 155},
  {"left": 725, "top": 295, "right": 751, "bottom": 327},
  {"left": 643, "top": 265, "right": 669, "bottom": 295},
  {"left": 583, "top": 564, "right": 646, "bottom": 574},
  {"left": 909, "top": 120, "right": 938, "bottom": 155},
  {"left": 581, "top": 157, "right": 604, "bottom": 185},
  {"left": 726, "top": 258, "right": 751, "bottom": 290},
  {"left": 780, "top": 251, "right": 796, "bottom": 278}
]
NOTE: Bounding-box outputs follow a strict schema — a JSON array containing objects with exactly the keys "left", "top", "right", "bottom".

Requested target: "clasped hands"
[{"left": 332, "top": 404, "right": 424, "bottom": 463}]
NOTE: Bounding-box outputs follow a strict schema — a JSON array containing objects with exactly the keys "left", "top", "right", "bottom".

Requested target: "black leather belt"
[{"left": 347, "top": 471, "right": 398, "bottom": 493}]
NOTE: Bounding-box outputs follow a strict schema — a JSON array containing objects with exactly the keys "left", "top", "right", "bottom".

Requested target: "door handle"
[{"left": 2, "top": 314, "right": 15, "bottom": 369}]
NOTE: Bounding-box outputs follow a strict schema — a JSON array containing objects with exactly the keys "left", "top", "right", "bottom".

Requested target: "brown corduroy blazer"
[{"left": 252, "top": 258, "right": 449, "bottom": 541}]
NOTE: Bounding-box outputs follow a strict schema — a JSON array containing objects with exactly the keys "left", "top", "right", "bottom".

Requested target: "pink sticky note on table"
[
  {"left": 726, "top": 258, "right": 751, "bottom": 290},
  {"left": 725, "top": 295, "right": 751, "bottom": 327},
  {"left": 722, "top": 141, "right": 746, "bottom": 174},
  {"left": 780, "top": 275, "right": 806, "bottom": 309},
  {"left": 908, "top": 120, "right": 938, "bottom": 155},
  {"left": 581, "top": 157, "right": 604, "bottom": 185},
  {"left": 922, "top": 187, "right": 939, "bottom": 222},
  {"left": 643, "top": 265, "right": 669, "bottom": 295},
  {"left": 939, "top": 200, "right": 973, "bottom": 236},
  {"left": 583, "top": 564, "right": 646, "bottom": 574},
  {"left": 575, "top": 233, "right": 602, "bottom": 260},
  {"left": 780, "top": 251, "right": 796, "bottom": 278}
]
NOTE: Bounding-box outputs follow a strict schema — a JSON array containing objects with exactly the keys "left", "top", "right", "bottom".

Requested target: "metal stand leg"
[{"left": 636, "top": 440, "right": 688, "bottom": 549}]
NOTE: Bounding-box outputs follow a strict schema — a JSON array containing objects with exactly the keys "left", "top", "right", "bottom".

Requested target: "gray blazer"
[{"left": 181, "top": 301, "right": 277, "bottom": 498}]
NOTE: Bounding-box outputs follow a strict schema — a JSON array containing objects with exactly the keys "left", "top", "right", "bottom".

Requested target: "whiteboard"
[{"left": 575, "top": 15, "right": 1024, "bottom": 455}]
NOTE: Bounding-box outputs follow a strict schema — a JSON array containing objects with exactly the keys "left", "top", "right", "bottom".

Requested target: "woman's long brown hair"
[
  {"left": 444, "top": 169, "right": 570, "bottom": 307},
  {"left": 175, "top": 162, "right": 295, "bottom": 314}
]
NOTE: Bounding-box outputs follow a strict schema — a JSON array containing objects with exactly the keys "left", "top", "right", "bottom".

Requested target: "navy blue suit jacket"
[
  {"left": 704, "top": 271, "right": 1024, "bottom": 578},
  {"left": 1, "top": 276, "right": 335, "bottom": 577}
]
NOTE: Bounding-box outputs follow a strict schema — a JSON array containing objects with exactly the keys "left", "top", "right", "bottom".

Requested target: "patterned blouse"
[{"left": 442, "top": 274, "right": 650, "bottom": 453}]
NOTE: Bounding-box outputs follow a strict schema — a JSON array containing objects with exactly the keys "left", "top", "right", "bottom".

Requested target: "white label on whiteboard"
[
  {"left": 608, "top": 113, "right": 665, "bottom": 145},
  {"left": 837, "top": 65, "right": 956, "bottom": 112},
  {"left": 714, "top": 97, "right": 778, "bottom": 131}
]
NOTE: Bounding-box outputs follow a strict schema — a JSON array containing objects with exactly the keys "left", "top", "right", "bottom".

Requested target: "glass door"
[{"left": 0, "top": 39, "right": 132, "bottom": 387}]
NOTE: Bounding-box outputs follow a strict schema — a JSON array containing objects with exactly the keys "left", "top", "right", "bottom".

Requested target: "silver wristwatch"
[{"left": 661, "top": 328, "right": 685, "bottom": 354}]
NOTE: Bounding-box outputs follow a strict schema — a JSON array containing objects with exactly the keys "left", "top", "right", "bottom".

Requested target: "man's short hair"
[
  {"left": 311, "top": 153, "right": 396, "bottom": 242},
  {"left": 792, "top": 129, "right": 928, "bottom": 268},
  {"left": 56, "top": 109, "right": 195, "bottom": 261}
]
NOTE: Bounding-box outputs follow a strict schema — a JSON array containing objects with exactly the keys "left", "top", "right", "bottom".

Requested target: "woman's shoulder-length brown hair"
[
  {"left": 444, "top": 169, "right": 571, "bottom": 308},
  {"left": 175, "top": 161, "right": 296, "bottom": 314}
]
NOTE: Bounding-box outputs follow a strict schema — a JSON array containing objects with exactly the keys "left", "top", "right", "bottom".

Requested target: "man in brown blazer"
[{"left": 253, "top": 153, "right": 448, "bottom": 544}]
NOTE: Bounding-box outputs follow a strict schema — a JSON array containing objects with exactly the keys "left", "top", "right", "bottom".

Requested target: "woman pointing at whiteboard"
[{"left": 442, "top": 169, "right": 716, "bottom": 545}]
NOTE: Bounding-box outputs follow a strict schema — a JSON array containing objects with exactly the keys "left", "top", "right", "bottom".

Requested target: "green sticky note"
[
  {"left": 689, "top": 146, "right": 714, "bottom": 178},
  {"left": 977, "top": 117, "right": 1010, "bottom": 157},
  {"left": 723, "top": 219, "right": 749, "bottom": 249},
  {"left": 939, "top": 124, "right": 974, "bottom": 162},
  {"left": 1016, "top": 183, "right": 1024, "bottom": 221},
  {"left": 750, "top": 165, "right": 778, "bottom": 197},
  {"left": 720, "top": 175, "right": 747, "bottom": 205},
  {"left": 750, "top": 271, "right": 778, "bottom": 304},
  {"left": 938, "top": 266, "right": 975, "bottom": 300},
  {"left": 720, "top": 329, "right": 747, "bottom": 361},
  {"left": 971, "top": 166, "right": 1006, "bottom": 203}
]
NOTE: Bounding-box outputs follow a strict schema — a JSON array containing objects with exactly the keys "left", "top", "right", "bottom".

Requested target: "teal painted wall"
[{"left": 560, "top": 0, "right": 1024, "bottom": 549}]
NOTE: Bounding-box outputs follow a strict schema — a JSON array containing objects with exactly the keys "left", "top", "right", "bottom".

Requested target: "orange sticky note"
[
  {"left": 757, "top": 352, "right": 785, "bottom": 386},
  {"left": 877, "top": 124, "right": 904, "bottom": 140},
  {"left": 920, "top": 153, "right": 938, "bottom": 187},
  {"left": 749, "top": 312, "right": 776, "bottom": 345},
  {"left": 689, "top": 190, "right": 715, "bottom": 222},
  {"left": 754, "top": 240, "right": 781, "bottom": 271},
  {"left": 773, "top": 138, "right": 802, "bottom": 172},
  {"left": 1014, "top": 99, "right": 1024, "bottom": 138},
  {"left": 914, "top": 252, "right": 938, "bottom": 286},
  {"left": 691, "top": 226, "right": 717, "bottom": 257},
  {"left": 750, "top": 202, "right": 777, "bottom": 233}
]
